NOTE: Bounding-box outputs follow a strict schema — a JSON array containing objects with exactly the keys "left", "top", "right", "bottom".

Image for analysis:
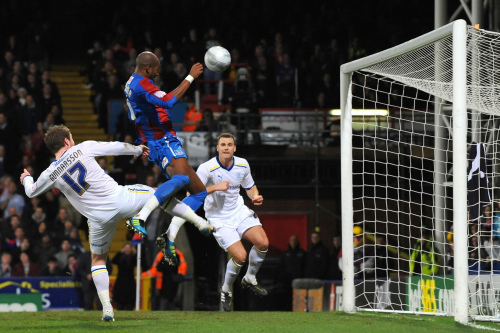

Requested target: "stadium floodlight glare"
[
  {"left": 329, "top": 109, "right": 389, "bottom": 116},
  {"left": 339, "top": 19, "right": 500, "bottom": 324}
]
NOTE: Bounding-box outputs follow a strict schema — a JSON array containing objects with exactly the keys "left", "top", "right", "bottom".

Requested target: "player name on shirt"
[{"left": 49, "top": 150, "right": 83, "bottom": 181}]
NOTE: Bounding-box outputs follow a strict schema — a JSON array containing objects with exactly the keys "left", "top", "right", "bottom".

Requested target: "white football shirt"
[
  {"left": 196, "top": 155, "right": 255, "bottom": 219},
  {"left": 23, "top": 141, "right": 143, "bottom": 222}
]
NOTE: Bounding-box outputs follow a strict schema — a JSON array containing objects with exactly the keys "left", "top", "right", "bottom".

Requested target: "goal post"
[{"left": 339, "top": 19, "right": 483, "bottom": 323}]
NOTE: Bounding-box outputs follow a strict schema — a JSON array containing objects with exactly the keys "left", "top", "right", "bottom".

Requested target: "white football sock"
[
  {"left": 244, "top": 246, "right": 267, "bottom": 284},
  {"left": 135, "top": 195, "right": 160, "bottom": 221},
  {"left": 166, "top": 216, "right": 186, "bottom": 241},
  {"left": 222, "top": 258, "right": 243, "bottom": 293},
  {"left": 92, "top": 265, "right": 112, "bottom": 310}
]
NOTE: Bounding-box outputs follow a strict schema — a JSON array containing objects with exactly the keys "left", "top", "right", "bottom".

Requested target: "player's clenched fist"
[
  {"left": 251, "top": 195, "right": 263, "bottom": 206},
  {"left": 189, "top": 63, "right": 204, "bottom": 79},
  {"left": 215, "top": 181, "right": 230, "bottom": 191}
]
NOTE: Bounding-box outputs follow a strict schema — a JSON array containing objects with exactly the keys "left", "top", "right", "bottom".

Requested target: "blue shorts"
[{"left": 147, "top": 136, "right": 187, "bottom": 180}]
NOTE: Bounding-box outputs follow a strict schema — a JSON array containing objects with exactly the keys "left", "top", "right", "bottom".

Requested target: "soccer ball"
[{"left": 204, "top": 46, "right": 231, "bottom": 73}]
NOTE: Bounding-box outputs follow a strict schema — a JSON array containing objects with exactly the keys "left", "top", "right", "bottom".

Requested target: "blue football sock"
[{"left": 154, "top": 174, "right": 190, "bottom": 203}]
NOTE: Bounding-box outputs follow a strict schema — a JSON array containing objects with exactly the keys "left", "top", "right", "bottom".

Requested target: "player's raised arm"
[
  {"left": 170, "top": 63, "right": 204, "bottom": 99},
  {"left": 82, "top": 141, "right": 146, "bottom": 158},
  {"left": 21, "top": 168, "right": 56, "bottom": 198}
]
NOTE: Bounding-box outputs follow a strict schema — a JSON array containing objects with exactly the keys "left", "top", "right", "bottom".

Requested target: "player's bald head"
[{"left": 135, "top": 51, "right": 160, "bottom": 69}]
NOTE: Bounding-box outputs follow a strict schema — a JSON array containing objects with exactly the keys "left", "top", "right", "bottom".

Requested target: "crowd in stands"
[
  {"left": 0, "top": 1, "right": 390, "bottom": 286},
  {"left": 81, "top": 2, "right": 354, "bottom": 138},
  {"left": 0, "top": 29, "right": 88, "bottom": 280}
]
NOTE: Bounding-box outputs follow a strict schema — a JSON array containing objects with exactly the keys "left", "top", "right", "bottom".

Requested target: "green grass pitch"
[{"left": 1, "top": 311, "right": 500, "bottom": 332}]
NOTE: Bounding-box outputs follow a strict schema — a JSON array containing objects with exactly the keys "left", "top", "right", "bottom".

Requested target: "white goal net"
[{"left": 340, "top": 20, "right": 500, "bottom": 323}]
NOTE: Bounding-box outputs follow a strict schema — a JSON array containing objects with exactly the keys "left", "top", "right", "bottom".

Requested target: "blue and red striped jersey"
[{"left": 124, "top": 73, "right": 179, "bottom": 144}]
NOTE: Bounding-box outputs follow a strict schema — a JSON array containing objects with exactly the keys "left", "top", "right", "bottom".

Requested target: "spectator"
[
  {"left": 33, "top": 233, "right": 58, "bottom": 269},
  {"left": 280, "top": 235, "right": 307, "bottom": 310},
  {"left": 410, "top": 230, "right": 439, "bottom": 276},
  {"left": 40, "top": 256, "right": 63, "bottom": 277},
  {"left": 275, "top": 53, "right": 296, "bottom": 107},
  {"left": 0, "top": 252, "right": 13, "bottom": 277},
  {"left": 0, "top": 113, "right": 21, "bottom": 175},
  {"left": 111, "top": 243, "right": 137, "bottom": 310},
  {"left": 0, "top": 145, "right": 5, "bottom": 178},
  {"left": 85, "top": 40, "right": 104, "bottom": 89},
  {"left": 52, "top": 207, "right": 72, "bottom": 241},
  {"left": 40, "top": 70, "right": 60, "bottom": 101},
  {"left": 469, "top": 235, "right": 489, "bottom": 273},
  {"left": 61, "top": 220, "right": 77, "bottom": 241},
  {"left": 253, "top": 55, "right": 275, "bottom": 107},
  {"left": 10, "top": 231, "right": 34, "bottom": 264},
  {"left": 182, "top": 100, "right": 202, "bottom": 132},
  {"left": 338, "top": 226, "right": 374, "bottom": 280},
  {"left": 306, "top": 232, "right": 329, "bottom": 279},
  {"left": 203, "top": 27, "right": 223, "bottom": 94},
  {"left": 68, "top": 228, "right": 85, "bottom": 256},
  {"left": 155, "top": 249, "right": 187, "bottom": 310},
  {"left": 97, "top": 74, "right": 123, "bottom": 132},
  {"left": 195, "top": 108, "right": 218, "bottom": 132},
  {"left": 50, "top": 104, "right": 64, "bottom": 125},
  {"left": 1, "top": 51, "right": 15, "bottom": 77},
  {"left": 482, "top": 205, "right": 493, "bottom": 236},
  {"left": 20, "top": 95, "right": 41, "bottom": 135},
  {"left": 31, "top": 207, "right": 46, "bottom": 226},
  {"left": 6, "top": 36, "right": 24, "bottom": 62},
  {"left": 31, "top": 122, "right": 45, "bottom": 151},
  {"left": 26, "top": 73, "right": 41, "bottom": 99},
  {"left": 329, "top": 235, "right": 342, "bottom": 280},
  {"left": 54, "top": 239, "right": 74, "bottom": 270},
  {"left": 2, "top": 214, "right": 22, "bottom": 243},
  {"left": 17, "top": 87, "right": 27, "bottom": 107},
  {"left": 121, "top": 48, "right": 137, "bottom": 79},
  {"left": 1, "top": 182, "right": 25, "bottom": 219},
  {"left": 32, "top": 221, "right": 51, "bottom": 243},
  {"left": 134, "top": 154, "right": 155, "bottom": 185},
  {"left": 38, "top": 83, "right": 60, "bottom": 120},
  {"left": 42, "top": 110, "right": 55, "bottom": 131},
  {"left": 63, "top": 253, "right": 79, "bottom": 276},
  {"left": 182, "top": 28, "right": 204, "bottom": 65},
  {"left": 41, "top": 190, "right": 59, "bottom": 223},
  {"left": 373, "top": 235, "right": 392, "bottom": 279},
  {"left": 12, "top": 252, "right": 40, "bottom": 277}
]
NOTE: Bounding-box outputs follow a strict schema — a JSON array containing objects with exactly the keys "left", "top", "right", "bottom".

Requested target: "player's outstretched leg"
[
  {"left": 92, "top": 263, "right": 115, "bottom": 321},
  {"left": 102, "top": 308, "right": 115, "bottom": 322},
  {"left": 241, "top": 246, "right": 269, "bottom": 296},
  {"left": 220, "top": 290, "right": 232, "bottom": 311},
  {"left": 161, "top": 197, "right": 215, "bottom": 236},
  {"left": 125, "top": 217, "right": 147, "bottom": 237},
  {"left": 126, "top": 175, "right": 191, "bottom": 237},
  {"left": 241, "top": 277, "right": 268, "bottom": 296},
  {"left": 156, "top": 232, "right": 178, "bottom": 266}
]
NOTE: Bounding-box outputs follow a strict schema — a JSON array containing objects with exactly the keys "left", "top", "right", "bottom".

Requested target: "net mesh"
[{"left": 348, "top": 26, "right": 500, "bottom": 319}]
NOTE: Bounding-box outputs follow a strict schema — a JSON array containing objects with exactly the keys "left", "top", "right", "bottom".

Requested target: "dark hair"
[
  {"left": 217, "top": 132, "right": 236, "bottom": 145},
  {"left": 45, "top": 125, "right": 71, "bottom": 154}
]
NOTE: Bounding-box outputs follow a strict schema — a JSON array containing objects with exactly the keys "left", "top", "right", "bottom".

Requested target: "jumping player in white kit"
[
  {"left": 20, "top": 125, "right": 209, "bottom": 321},
  {"left": 162, "top": 133, "right": 269, "bottom": 311}
]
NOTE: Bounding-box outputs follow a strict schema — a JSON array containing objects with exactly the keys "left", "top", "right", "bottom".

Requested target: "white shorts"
[
  {"left": 208, "top": 205, "right": 262, "bottom": 251},
  {"left": 88, "top": 184, "right": 154, "bottom": 254}
]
